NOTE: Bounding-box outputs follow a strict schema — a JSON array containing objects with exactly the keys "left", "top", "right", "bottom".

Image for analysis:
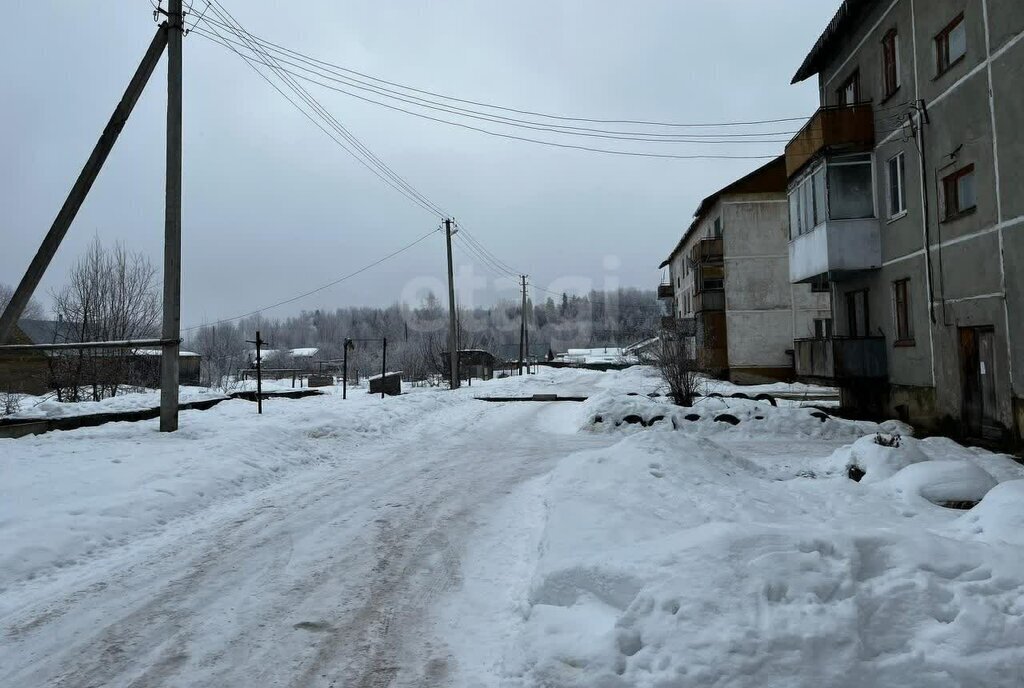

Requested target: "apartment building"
[
  {"left": 660, "top": 157, "right": 831, "bottom": 383},
  {"left": 786, "top": 0, "right": 1024, "bottom": 445}
]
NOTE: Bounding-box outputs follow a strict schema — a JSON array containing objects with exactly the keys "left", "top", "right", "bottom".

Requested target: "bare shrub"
[{"left": 643, "top": 323, "right": 702, "bottom": 407}]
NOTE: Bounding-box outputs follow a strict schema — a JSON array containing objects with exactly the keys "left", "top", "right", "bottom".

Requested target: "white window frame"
[{"left": 886, "top": 152, "right": 907, "bottom": 220}]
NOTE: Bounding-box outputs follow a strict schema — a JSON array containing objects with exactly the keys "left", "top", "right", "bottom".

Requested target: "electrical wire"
[
  {"left": 194, "top": 29, "right": 787, "bottom": 158},
  {"left": 202, "top": 1, "right": 448, "bottom": 218},
  {"left": 195, "top": 14, "right": 814, "bottom": 129},
  {"left": 182, "top": 227, "right": 442, "bottom": 332},
  {"left": 191, "top": 23, "right": 802, "bottom": 142}
]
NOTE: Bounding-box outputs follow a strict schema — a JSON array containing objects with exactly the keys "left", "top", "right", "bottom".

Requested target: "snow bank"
[
  {"left": 958, "top": 480, "right": 1024, "bottom": 545},
  {"left": 579, "top": 390, "right": 906, "bottom": 441},
  {"left": 828, "top": 434, "right": 1021, "bottom": 509},
  {"left": 471, "top": 424, "right": 1024, "bottom": 687},
  {"left": 8, "top": 386, "right": 227, "bottom": 420}
]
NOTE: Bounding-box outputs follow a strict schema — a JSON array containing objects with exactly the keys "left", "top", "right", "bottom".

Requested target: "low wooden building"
[
  {"left": 443, "top": 349, "right": 499, "bottom": 381},
  {"left": 0, "top": 319, "right": 201, "bottom": 394}
]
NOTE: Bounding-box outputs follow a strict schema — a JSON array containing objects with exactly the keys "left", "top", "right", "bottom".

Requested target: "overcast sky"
[{"left": 1, "top": 1, "right": 836, "bottom": 327}]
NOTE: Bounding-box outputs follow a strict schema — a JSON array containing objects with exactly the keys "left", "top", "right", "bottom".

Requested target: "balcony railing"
[
  {"left": 793, "top": 336, "right": 887, "bottom": 380},
  {"left": 657, "top": 282, "right": 674, "bottom": 299},
  {"left": 691, "top": 237, "right": 723, "bottom": 264},
  {"left": 694, "top": 289, "right": 726, "bottom": 312},
  {"left": 785, "top": 104, "right": 875, "bottom": 178}
]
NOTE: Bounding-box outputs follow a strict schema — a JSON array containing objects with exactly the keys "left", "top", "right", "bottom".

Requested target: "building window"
[
  {"left": 827, "top": 154, "right": 874, "bottom": 220},
  {"left": 703, "top": 278, "right": 724, "bottom": 291},
  {"left": 882, "top": 29, "right": 900, "bottom": 98},
  {"left": 712, "top": 217, "right": 723, "bottom": 238},
  {"left": 788, "top": 164, "right": 827, "bottom": 238},
  {"left": 810, "top": 275, "right": 831, "bottom": 293},
  {"left": 887, "top": 152, "right": 907, "bottom": 218},
  {"left": 837, "top": 69, "right": 860, "bottom": 105},
  {"left": 941, "top": 164, "right": 976, "bottom": 220},
  {"left": 813, "top": 318, "right": 833, "bottom": 339},
  {"left": 935, "top": 13, "right": 966, "bottom": 75},
  {"left": 892, "top": 279, "right": 914, "bottom": 344}
]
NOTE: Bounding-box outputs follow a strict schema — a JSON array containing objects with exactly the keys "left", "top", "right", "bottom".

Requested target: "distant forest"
[{"left": 187, "top": 288, "right": 660, "bottom": 385}]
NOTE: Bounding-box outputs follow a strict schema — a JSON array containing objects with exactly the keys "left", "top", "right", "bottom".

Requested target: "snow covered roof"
[
  {"left": 368, "top": 370, "right": 403, "bottom": 381},
  {"left": 133, "top": 349, "right": 201, "bottom": 358},
  {"left": 289, "top": 347, "right": 319, "bottom": 358},
  {"left": 249, "top": 347, "right": 319, "bottom": 360}
]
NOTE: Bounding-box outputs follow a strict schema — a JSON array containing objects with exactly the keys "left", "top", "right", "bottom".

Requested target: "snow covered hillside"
[{"left": 2, "top": 367, "right": 1022, "bottom": 687}]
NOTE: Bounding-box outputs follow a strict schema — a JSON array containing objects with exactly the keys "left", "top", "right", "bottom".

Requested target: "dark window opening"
[
  {"left": 942, "top": 164, "right": 976, "bottom": 220},
  {"left": 882, "top": 29, "right": 900, "bottom": 98},
  {"left": 837, "top": 69, "right": 860, "bottom": 106},
  {"left": 893, "top": 279, "right": 914, "bottom": 344}
]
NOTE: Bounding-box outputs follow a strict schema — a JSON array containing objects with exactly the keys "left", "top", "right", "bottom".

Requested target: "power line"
[
  {"left": 194, "top": 31, "right": 780, "bottom": 162},
  {"left": 195, "top": 14, "right": 813, "bottom": 129},
  {"left": 191, "top": 23, "right": 802, "bottom": 142},
  {"left": 201, "top": 1, "right": 447, "bottom": 218},
  {"left": 193, "top": 29, "right": 791, "bottom": 156},
  {"left": 182, "top": 227, "right": 441, "bottom": 332}
]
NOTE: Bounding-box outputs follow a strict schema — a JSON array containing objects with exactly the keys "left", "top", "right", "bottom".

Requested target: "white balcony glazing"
[{"left": 787, "top": 153, "right": 881, "bottom": 283}]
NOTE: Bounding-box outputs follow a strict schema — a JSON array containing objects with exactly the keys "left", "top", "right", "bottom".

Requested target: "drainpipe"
[{"left": 913, "top": 101, "right": 939, "bottom": 326}]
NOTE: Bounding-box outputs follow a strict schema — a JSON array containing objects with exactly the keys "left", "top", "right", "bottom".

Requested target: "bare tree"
[
  {"left": 0, "top": 282, "right": 45, "bottom": 321},
  {"left": 189, "top": 322, "right": 245, "bottom": 392},
  {"left": 645, "top": 322, "right": 702, "bottom": 407},
  {"left": 50, "top": 237, "right": 160, "bottom": 401}
]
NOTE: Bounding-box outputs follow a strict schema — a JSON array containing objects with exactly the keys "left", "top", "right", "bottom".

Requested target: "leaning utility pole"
[
  {"left": 160, "top": 0, "right": 184, "bottom": 432},
  {"left": 0, "top": 25, "right": 169, "bottom": 344},
  {"left": 519, "top": 275, "right": 527, "bottom": 375},
  {"left": 445, "top": 218, "right": 460, "bottom": 390}
]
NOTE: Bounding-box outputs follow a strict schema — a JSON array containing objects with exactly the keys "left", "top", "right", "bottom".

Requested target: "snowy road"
[{"left": 1, "top": 380, "right": 612, "bottom": 687}]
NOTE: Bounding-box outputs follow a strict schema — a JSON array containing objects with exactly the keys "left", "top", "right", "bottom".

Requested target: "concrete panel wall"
[
  {"left": 726, "top": 310, "right": 794, "bottom": 368},
  {"left": 1002, "top": 227, "right": 1024, "bottom": 400},
  {"left": 992, "top": 37, "right": 1024, "bottom": 221},
  {"left": 987, "top": 0, "right": 1024, "bottom": 52},
  {"left": 923, "top": 73, "right": 998, "bottom": 242}
]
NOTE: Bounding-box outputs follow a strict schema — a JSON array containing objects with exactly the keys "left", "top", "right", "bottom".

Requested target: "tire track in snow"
[{"left": 2, "top": 395, "right": 614, "bottom": 687}]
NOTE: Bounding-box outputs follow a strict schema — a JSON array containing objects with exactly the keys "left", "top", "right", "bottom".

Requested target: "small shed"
[
  {"left": 443, "top": 349, "right": 499, "bottom": 381},
  {"left": 368, "top": 371, "right": 402, "bottom": 396}
]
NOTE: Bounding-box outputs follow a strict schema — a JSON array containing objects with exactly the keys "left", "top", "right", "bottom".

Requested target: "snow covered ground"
[{"left": 2, "top": 366, "right": 1022, "bottom": 687}]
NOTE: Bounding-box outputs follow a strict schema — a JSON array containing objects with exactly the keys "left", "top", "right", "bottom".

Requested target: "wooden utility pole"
[
  {"left": 519, "top": 275, "right": 527, "bottom": 375},
  {"left": 0, "top": 26, "right": 168, "bottom": 344},
  {"left": 246, "top": 331, "right": 265, "bottom": 414},
  {"left": 445, "top": 219, "right": 460, "bottom": 390},
  {"left": 381, "top": 337, "right": 387, "bottom": 399},
  {"left": 160, "top": 0, "right": 184, "bottom": 432},
  {"left": 343, "top": 338, "right": 352, "bottom": 399}
]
